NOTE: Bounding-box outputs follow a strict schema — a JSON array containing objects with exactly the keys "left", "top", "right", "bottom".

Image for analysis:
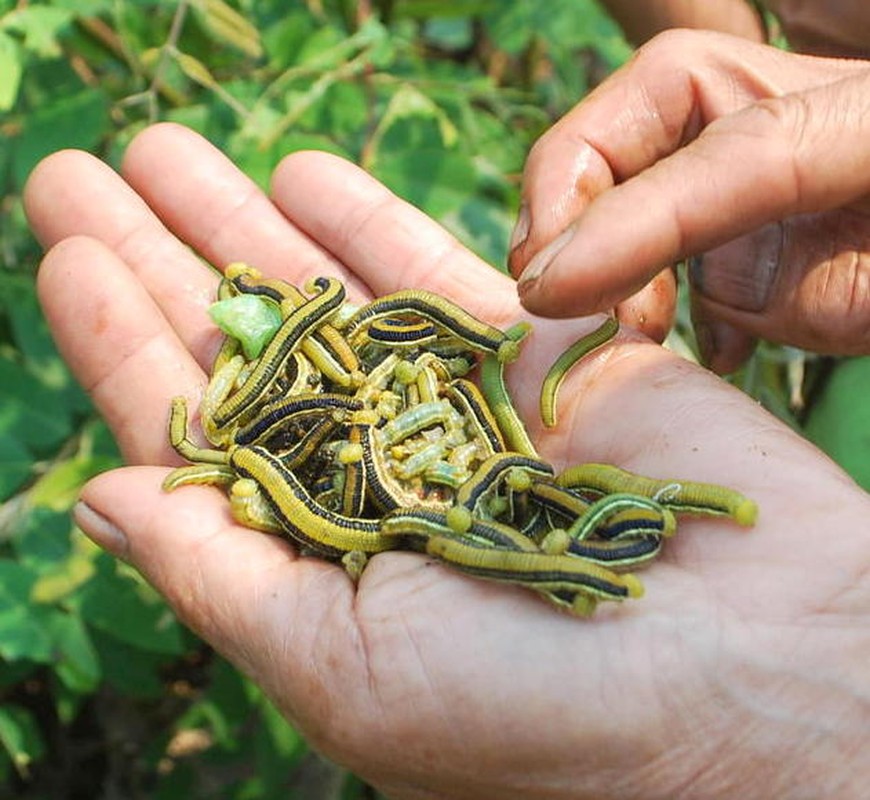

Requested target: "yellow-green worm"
[
  {"left": 346, "top": 290, "right": 521, "bottom": 362},
  {"left": 455, "top": 452, "right": 554, "bottom": 514},
  {"left": 229, "top": 445, "right": 395, "bottom": 557},
  {"left": 557, "top": 463, "right": 758, "bottom": 526},
  {"left": 540, "top": 316, "right": 619, "bottom": 429},
  {"left": 479, "top": 322, "right": 538, "bottom": 458},
  {"left": 565, "top": 493, "right": 677, "bottom": 541},
  {"left": 424, "top": 534, "right": 644, "bottom": 602}
]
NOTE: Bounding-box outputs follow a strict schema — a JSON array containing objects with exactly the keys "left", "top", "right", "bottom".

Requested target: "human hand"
[
  {"left": 598, "top": 0, "right": 870, "bottom": 58},
  {"left": 26, "top": 124, "right": 870, "bottom": 799},
  {"left": 597, "top": 0, "right": 765, "bottom": 47},
  {"left": 765, "top": 0, "right": 870, "bottom": 57},
  {"left": 509, "top": 31, "right": 870, "bottom": 373}
]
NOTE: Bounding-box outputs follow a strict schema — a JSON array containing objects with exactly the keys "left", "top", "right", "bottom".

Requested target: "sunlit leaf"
[
  {"left": 2, "top": 6, "right": 73, "bottom": 58},
  {"left": 373, "top": 83, "right": 459, "bottom": 150},
  {"left": 174, "top": 50, "right": 219, "bottom": 90},
  {"left": 0, "top": 31, "right": 22, "bottom": 111},
  {"left": 192, "top": 0, "right": 263, "bottom": 58},
  {"left": 31, "top": 555, "right": 96, "bottom": 604},
  {"left": 28, "top": 453, "right": 120, "bottom": 512}
]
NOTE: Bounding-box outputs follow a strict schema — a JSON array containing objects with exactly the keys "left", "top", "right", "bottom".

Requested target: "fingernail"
[
  {"left": 73, "top": 501, "right": 129, "bottom": 559},
  {"left": 508, "top": 203, "right": 531, "bottom": 255},
  {"left": 517, "top": 224, "right": 577, "bottom": 288}
]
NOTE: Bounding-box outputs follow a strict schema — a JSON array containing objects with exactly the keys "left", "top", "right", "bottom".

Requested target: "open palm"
[{"left": 25, "top": 124, "right": 870, "bottom": 799}]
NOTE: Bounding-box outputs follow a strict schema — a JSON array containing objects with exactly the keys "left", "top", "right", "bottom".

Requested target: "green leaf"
[
  {"left": 2, "top": 6, "right": 74, "bottom": 58},
  {"left": 88, "top": 628, "right": 166, "bottom": 697},
  {"left": 12, "top": 507, "right": 72, "bottom": 570},
  {"left": 372, "top": 145, "right": 475, "bottom": 219},
  {"left": 192, "top": 0, "right": 263, "bottom": 58},
  {"left": 443, "top": 195, "right": 515, "bottom": 268},
  {"left": 0, "top": 357, "right": 75, "bottom": 454},
  {"left": 47, "top": 0, "right": 113, "bottom": 12},
  {"left": 28, "top": 452, "right": 117, "bottom": 512},
  {"left": 30, "top": 553, "right": 96, "bottom": 605},
  {"left": 261, "top": 9, "right": 316, "bottom": 70},
  {"left": 0, "top": 561, "right": 55, "bottom": 662},
  {"left": 177, "top": 656, "right": 251, "bottom": 749},
  {"left": 804, "top": 356, "right": 870, "bottom": 490},
  {"left": 422, "top": 17, "right": 474, "bottom": 50},
  {"left": 0, "top": 274, "right": 91, "bottom": 415},
  {"left": 0, "top": 433, "right": 32, "bottom": 501},
  {"left": 0, "top": 704, "right": 45, "bottom": 778},
  {"left": 0, "top": 559, "right": 36, "bottom": 612},
  {"left": 69, "top": 557, "right": 184, "bottom": 655},
  {"left": 48, "top": 612, "right": 101, "bottom": 694},
  {"left": 0, "top": 31, "right": 22, "bottom": 111},
  {"left": 12, "top": 87, "right": 108, "bottom": 189},
  {"left": 374, "top": 83, "right": 459, "bottom": 149},
  {"left": 239, "top": 689, "right": 306, "bottom": 795}
]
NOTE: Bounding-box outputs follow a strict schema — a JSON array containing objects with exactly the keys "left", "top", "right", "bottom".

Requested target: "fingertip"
[
  {"left": 512, "top": 134, "right": 615, "bottom": 282},
  {"left": 23, "top": 149, "right": 111, "bottom": 246},
  {"left": 691, "top": 304, "right": 758, "bottom": 374},
  {"left": 121, "top": 121, "right": 208, "bottom": 175},
  {"left": 614, "top": 269, "right": 677, "bottom": 343},
  {"left": 24, "top": 147, "right": 94, "bottom": 194},
  {"left": 273, "top": 148, "right": 353, "bottom": 186}
]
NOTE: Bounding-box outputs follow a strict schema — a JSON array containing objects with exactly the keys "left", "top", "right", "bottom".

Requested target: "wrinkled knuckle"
[
  {"left": 630, "top": 28, "right": 712, "bottom": 73},
  {"left": 722, "top": 94, "right": 812, "bottom": 209},
  {"left": 796, "top": 255, "right": 870, "bottom": 352},
  {"left": 746, "top": 94, "right": 813, "bottom": 144}
]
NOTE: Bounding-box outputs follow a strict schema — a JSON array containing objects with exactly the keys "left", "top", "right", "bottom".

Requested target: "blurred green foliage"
[{"left": 0, "top": 0, "right": 630, "bottom": 796}]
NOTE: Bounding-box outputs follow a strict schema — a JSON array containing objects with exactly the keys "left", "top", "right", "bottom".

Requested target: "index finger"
[{"left": 510, "top": 30, "right": 866, "bottom": 317}]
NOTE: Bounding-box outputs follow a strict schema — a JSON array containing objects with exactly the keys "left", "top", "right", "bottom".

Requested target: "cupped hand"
[
  {"left": 509, "top": 30, "right": 870, "bottom": 373},
  {"left": 25, "top": 124, "right": 870, "bottom": 799}
]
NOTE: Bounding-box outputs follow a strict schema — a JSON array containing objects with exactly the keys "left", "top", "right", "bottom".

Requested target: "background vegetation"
[{"left": 0, "top": 1, "right": 865, "bottom": 797}]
